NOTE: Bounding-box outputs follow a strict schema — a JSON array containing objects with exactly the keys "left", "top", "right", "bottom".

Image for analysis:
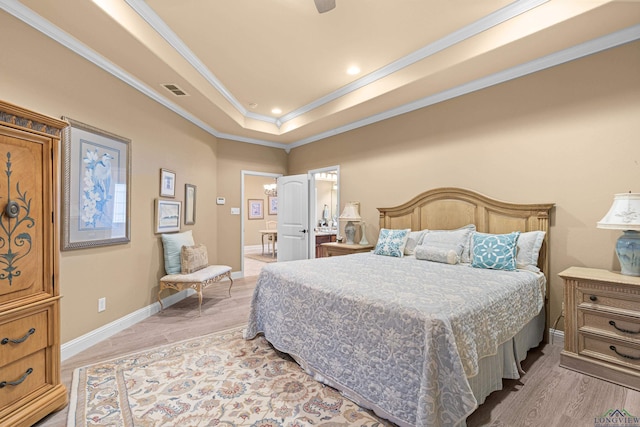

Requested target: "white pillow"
[
  {"left": 516, "top": 231, "right": 546, "bottom": 272},
  {"left": 415, "top": 245, "right": 459, "bottom": 264},
  {"left": 421, "top": 225, "right": 475, "bottom": 262},
  {"left": 404, "top": 230, "right": 426, "bottom": 255}
]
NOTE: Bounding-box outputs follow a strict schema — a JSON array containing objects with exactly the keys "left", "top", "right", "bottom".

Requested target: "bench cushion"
[
  {"left": 181, "top": 244, "right": 208, "bottom": 274},
  {"left": 161, "top": 265, "right": 232, "bottom": 283}
]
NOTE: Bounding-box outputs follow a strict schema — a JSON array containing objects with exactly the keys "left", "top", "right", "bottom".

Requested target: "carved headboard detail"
[{"left": 378, "top": 187, "right": 555, "bottom": 277}]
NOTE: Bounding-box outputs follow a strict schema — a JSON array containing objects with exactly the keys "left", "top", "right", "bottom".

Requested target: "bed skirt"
[{"left": 289, "top": 306, "right": 545, "bottom": 427}]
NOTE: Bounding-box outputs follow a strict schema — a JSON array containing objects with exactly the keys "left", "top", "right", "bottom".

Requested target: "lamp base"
[
  {"left": 616, "top": 230, "right": 640, "bottom": 276},
  {"left": 359, "top": 222, "right": 369, "bottom": 245},
  {"left": 344, "top": 221, "right": 356, "bottom": 245}
]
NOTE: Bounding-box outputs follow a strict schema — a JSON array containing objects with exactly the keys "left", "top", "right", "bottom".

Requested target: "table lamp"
[
  {"left": 597, "top": 192, "right": 640, "bottom": 276},
  {"left": 339, "top": 202, "right": 361, "bottom": 245}
]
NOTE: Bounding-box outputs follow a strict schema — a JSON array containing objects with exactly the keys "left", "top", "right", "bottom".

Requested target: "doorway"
[
  {"left": 309, "top": 166, "right": 340, "bottom": 258},
  {"left": 240, "top": 166, "right": 340, "bottom": 275},
  {"left": 241, "top": 170, "right": 281, "bottom": 277}
]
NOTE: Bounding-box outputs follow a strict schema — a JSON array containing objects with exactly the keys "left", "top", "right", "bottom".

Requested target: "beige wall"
[
  {"left": 216, "top": 140, "right": 287, "bottom": 270},
  {"left": 1, "top": 13, "right": 286, "bottom": 343},
  {"left": 289, "top": 41, "right": 640, "bottom": 331}
]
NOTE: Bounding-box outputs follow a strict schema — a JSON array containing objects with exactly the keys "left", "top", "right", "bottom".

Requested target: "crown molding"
[
  {"left": 2, "top": 0, "right": 638, "bottom": 152},
  {"left": 279, "top": 0, "right": 548, "bottom": 124},
  {"left": 287, "top": 23, "right": 640, "bottom": 149}
]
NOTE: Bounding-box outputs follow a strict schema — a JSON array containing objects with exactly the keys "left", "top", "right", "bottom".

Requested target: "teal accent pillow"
[
  {"left": 471, "top": 231, "right": 520, "bottom": 271},
  {"left": 161, "top": 230, "right": 195, "bottom": 274},
  {"left": 373, "top": 228, "right": 411, "bottom": 257}
]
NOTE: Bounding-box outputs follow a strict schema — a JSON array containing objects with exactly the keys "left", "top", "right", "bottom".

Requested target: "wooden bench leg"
[
  {"left": 158, "top": 284, "right": 166, "bottom": 310},
  {"left": 226, "top": 272, "right": 234, "bottom": 297}
]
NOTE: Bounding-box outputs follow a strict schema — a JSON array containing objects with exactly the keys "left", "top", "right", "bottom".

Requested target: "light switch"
[
  {"left": 216, "top": 197, "right": 225, "bottom": 205},
  {"left": 231, "top": 207, "right": 240, "bottom": 215}
]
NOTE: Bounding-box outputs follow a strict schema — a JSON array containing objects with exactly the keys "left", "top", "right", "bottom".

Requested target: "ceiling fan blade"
[{"left": 314, "top": 0, "right": 336, "bottom": 13}]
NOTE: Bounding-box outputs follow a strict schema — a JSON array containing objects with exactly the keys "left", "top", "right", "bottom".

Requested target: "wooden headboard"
[{"left": 378, "top": 187, "right": 554, "bottom": 277}]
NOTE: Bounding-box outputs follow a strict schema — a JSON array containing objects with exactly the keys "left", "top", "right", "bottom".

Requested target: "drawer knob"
[
  {"left": 609, "top": 345, "right": 640, "bottom": 361},
  {"left": 0, "top": 367, "right": 33, "bottom": 388},
  {"left": 1, "top": 327, "right": 35, "bottom": 345},
  {"left": 609, "top": 320, "right": 640, "bottom": 335},
  {"left": 589, "top": 295, "right": 598, "bottom": 302}
]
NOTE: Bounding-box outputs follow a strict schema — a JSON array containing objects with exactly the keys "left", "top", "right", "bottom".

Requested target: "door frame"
[
  {"left": 308, "top": 165, "right": 340, "bottom": 258},
  {"left": 241, "top": 170, "right": 282, "bottom": 277}
]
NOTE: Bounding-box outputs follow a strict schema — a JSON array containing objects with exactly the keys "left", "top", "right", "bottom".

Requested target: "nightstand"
[
  {"left": 320, "top": 242, "right": 374, "bottom": 257},
  {"left": 560, "top": 266, "right": 640, "bottom": 390}
]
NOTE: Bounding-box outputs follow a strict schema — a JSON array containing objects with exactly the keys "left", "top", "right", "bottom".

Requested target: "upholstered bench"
[
  {"left": 158, "top": 265, "right": 233, "bottom": 315},
  {"left": 159, "top": 230, "right": 233, "bottom": 315}
]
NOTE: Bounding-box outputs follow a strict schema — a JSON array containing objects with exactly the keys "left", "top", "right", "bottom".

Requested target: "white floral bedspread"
[{"left": 245, "top": 252, "right": 544, "bottom": 427}]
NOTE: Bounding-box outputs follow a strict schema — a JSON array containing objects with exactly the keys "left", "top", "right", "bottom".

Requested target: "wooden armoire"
[{"left": 0, "top": 101, "right": 67, "bottom": 425}]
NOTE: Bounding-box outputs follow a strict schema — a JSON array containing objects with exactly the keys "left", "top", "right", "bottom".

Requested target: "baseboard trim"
[
  {"left": 61, "top": 289, "right": 195, "bottom": 361},
  {"left": 549, "top": 328, "right": 565, "bottom": 346}
]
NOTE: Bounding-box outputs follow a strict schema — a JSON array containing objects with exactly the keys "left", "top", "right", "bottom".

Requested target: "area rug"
[
  {"left": 68, "top": 325, "right": 391, "bottom": 426},
  {"left": 245, "top": 253, "right": 277, "bottom": 263}
]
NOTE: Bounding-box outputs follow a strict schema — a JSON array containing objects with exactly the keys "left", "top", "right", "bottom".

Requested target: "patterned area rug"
[
  {"left": 245, "top": 253, "right": 277, "bottom": 263},
  {"left": 68, "top": 326, "right": 391, "bottom": 426}
]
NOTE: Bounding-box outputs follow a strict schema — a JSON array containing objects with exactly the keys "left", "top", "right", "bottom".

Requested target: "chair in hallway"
[{"left": 261, "top": 220, "right": 277, "bottom": 257}]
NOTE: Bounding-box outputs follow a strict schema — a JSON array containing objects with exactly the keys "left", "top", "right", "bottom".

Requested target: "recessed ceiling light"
[
  {"left": 248, "top": 102, "right": 258, "bottom": 109},
  {"left": 271, "top": 108, "right": 282, "bottom": 115},
  {"left": 347, "top": 65, "right": 361, "bottom": 75}
]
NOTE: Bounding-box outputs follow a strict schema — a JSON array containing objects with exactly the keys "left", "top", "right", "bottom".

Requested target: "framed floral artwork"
[
  {"left": 268, "top": 196, "right": 278, "bottom": 215},
  {"left": 61, "top": 117, "right": 131, "bottom": 250},
  {"left": 248, "top": 199, "right": 263, "bottom": 220}
]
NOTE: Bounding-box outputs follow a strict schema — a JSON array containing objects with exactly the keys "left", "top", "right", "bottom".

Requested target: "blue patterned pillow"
[
  {"left": 373, "top": 228, "right": 411, "bottom": 257},
  {"left": 471, "top": 232, "right": 520, "bottom": 271}
]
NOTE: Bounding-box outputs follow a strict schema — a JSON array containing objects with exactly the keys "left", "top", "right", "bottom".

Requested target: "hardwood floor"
[{"left": 37, "top": 274, "right": 640, "bottom": 426}]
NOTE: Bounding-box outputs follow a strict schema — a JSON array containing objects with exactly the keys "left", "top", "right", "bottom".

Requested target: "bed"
[{"left": 245, "top": 188, "right": 554, "bottom": 426}]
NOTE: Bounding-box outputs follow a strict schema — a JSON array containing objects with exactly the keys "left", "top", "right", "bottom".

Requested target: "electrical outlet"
[{"left": 98, "top": 297, "right": 106, "bottom": 312}]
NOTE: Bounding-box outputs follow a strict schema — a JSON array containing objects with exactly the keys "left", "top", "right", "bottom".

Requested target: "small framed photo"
[
  {"left": 268, "top": 196, "right": 278, "bottom": 215},
  {"left": 61, "top": 117, "right": 131, "bottom": 250},
  {"left": 248, "top": 199, "right": 264, "bottom": 220},
  {"left": 185, "top": 183, "right": 196, "bottom": 225},
  {"left": 160, "top": 168, "right": 176, "bottom": 197},
  {"left": 155, "top": 199, "right": 181, "bottom": 233}
]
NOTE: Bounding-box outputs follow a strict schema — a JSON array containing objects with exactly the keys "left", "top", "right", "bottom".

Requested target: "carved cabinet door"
[{"left": 0, "top": 128, "right": 52, "bottom": 305}]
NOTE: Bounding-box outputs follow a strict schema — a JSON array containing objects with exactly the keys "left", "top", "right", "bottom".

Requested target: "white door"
[{"left": 277, "top": 174, "right": 309, "bottom": 262}]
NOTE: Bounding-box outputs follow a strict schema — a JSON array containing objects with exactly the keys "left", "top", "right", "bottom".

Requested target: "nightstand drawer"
[
  {"left": 0, "top": 310, "right": 49, "bottom": 367},
  {"left": 0, "top": 349, "right": 47, "bottom": 410},
  {"left": 578, "top": 288, "right": 640, "bottom": 315},
  {"left": 580, "top": 334, "right": 640, "bottom": 371},
  {"left": 580, "top": 310, "right": 640, "bottom": 343}
]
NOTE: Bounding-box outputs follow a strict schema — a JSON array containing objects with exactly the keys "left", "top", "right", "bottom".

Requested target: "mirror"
[{"left": 312, "top": 167, "right": 339, "bottom": 233}]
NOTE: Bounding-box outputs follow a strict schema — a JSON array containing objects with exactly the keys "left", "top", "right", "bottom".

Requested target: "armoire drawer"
[
  {"left": 0, "top": 310, "right": 49, "bottom": 367},
  {"left": 0, "top": 349, "right": 47, "bottom": 411}
]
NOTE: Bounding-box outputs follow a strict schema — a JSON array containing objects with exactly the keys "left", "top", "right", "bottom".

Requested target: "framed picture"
[
  {"left": 248, "top": 199, "right": 264, "bottom": 220},
  {"left": 184, "top": 183, "right": 196, "bottom": 225},
  {"left": 160, "top": 168, "right": 176, "bottom": 197},
  {"left": 155, "top": 199, "right": 181, "bottom": 233},
  {"left": 268, "top": 196, "right": 278, "bottom": 215},
  {"left": 61, "top": 117, "right": 131, "bottom": 250}
]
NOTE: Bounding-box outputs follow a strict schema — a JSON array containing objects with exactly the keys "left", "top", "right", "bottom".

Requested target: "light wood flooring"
[{"left": 37, "top": 272, "right": 640, "bottom": 427}]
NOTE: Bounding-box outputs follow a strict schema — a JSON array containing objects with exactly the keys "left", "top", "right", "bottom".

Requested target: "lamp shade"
[
  {"left": 597, "top": 193, "right": 640, "bottom": 230},
  {"left": 339, "top": 203, "right": 361, "bottom": 221}
]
